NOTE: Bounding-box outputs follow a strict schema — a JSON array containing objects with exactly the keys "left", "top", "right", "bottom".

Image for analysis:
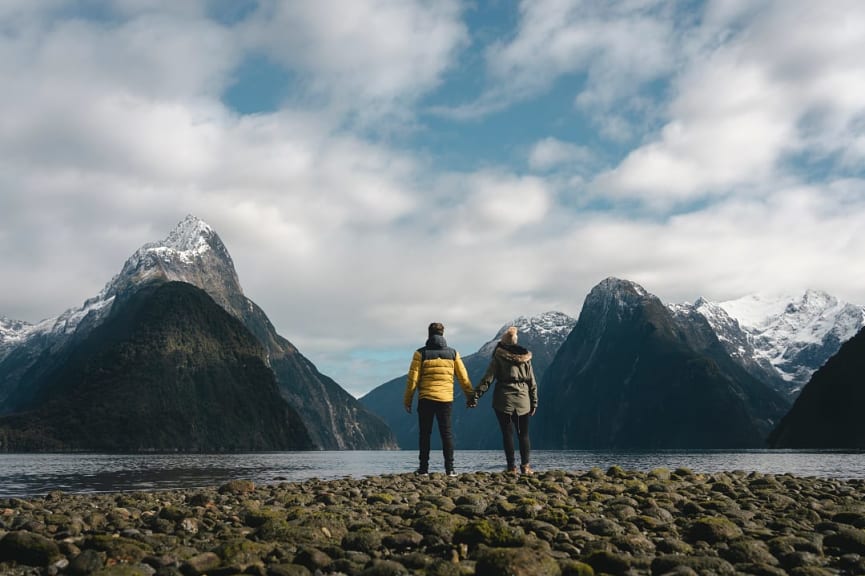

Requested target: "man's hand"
[
  {"left": 530, "top": 407, "right": 537, "bottom": 416},
  {"left": 404, "top": 404, "right": 412, "bottom": 414},
  {"left": 466, "top": 391, "right": 478, "bottom": 408}
]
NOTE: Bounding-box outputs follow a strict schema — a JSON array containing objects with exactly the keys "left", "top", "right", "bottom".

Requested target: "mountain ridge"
[
  {"left": 0, "top": 216, "right": 395, "bottom": 450},
  {"left": 767, "top": 326, "right": 865, "bottom": 448},
  {"left": 536, "top": 277, "right": 790, "bottom": 448}
]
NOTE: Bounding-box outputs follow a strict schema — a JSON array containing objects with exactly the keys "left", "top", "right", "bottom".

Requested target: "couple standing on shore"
[{"left": 403, "top": 322, "right": 538, "bottom": 477}]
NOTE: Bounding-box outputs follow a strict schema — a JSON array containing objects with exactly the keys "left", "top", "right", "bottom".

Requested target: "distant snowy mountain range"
[
  {"left": 2, "top": 219, "right": 862, "bottom": 403},
  {"left": 672, "top": 291, "right": 865, "bottom": 397},
  {"left": 476, "top": 311, "right": 576, "bottom": 358}
]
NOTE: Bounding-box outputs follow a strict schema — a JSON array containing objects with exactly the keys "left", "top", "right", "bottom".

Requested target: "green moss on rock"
[
  {"left": 474, "top": 546, "right": 562, "bottom": 576},
  {"left": 687, "top": 516, "right": 743, "bottom": 543},
  {"left": 454, "top": 519, "right": 526, "bottom": 548},
  {"left": 0, "top": 530, "right": 61, "bottom": 566}
]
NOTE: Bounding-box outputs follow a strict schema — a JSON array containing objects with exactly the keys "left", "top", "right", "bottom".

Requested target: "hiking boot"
[
  {"left": 520, "top": 464, "right": 534, "bottom": 476},
  {"left": 415, "top": 467, "right": 429, "bottom": 476},
  {"left": 505, "top": 466, "right": 518, "bottom": 477},
  {"left": 446, "top": 469, "right": 458, "bottom": 478}
]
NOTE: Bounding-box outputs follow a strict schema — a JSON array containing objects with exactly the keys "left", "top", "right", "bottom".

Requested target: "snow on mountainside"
[
  {"left": 476, "top": 311, "right": 576, "bottom": 356},
  {"left": 1, "top": 215, "right": 237, "bottom": 358},
  {"left": 688, "top": 290, "right": 865, "bottom": 396},
  {"left": 0, "top": 317, "right": 31, "bottom": 350}
]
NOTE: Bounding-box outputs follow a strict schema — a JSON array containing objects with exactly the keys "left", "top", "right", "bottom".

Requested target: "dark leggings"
[{"left": 495, "top": 410, "right": 531, "bottom": 469}]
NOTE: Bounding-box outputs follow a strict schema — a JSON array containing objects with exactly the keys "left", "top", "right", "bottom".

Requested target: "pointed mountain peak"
[
  {"left": 161, "top": 214, "right": 216, "bottom": 253},
  {"left": 136, "top": 215, "right": 231, "bottom": 266},
  {"left": 576, "top": 277, "right": 672, "bottom": 339},
  {"left": 594, "top": 277, "right": 649, "bottom": 297},
  {"left": 693, "top": 296, "right": 710, "bottom": 308},
  {"left": 585, "top": 277, "right": 654, "bottom": 313},
  {"left": 496, "top": 311, "right": 576, "bottom": 337},
  {"left": 103, "top": 216, "right": 242, "bottom": 312},
  {"left": 479, "top": 311, "right": 576, "bottom": 355}
]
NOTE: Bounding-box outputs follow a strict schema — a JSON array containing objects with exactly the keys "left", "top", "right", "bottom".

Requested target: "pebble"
[{"left": 0, "top": 471, "right": 863, "bottom": 575}]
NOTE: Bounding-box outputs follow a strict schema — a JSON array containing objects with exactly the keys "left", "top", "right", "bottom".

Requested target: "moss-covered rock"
[
  {"left": 558, "top": 559, "right": 595, "bottom": 576},
  {"left": 412, "top": 512, "right": 465, "bottom": 541},
  {"left": 651, "top": 554, "right": 736, "bottom": 575},
  {"left": 213, "top": 538, "right": 269, "bottom": 568},
  {"left": 454, "top": 518, "right": 526, "bottom": 548},
  {"left": 686, "top": 516, "right": 744, "bottom": 543},
  {"left": 83, "top": 534, "right": 150, "bottom": 564},
  {"left": 342, "top": 529, "right": 383, "bottom": 554},
  {"left": 585, "top": 550, "right": 632, "bottom": 575},
  {"left": 0, "top": 530, "right": 61, "bottom": 566},
  {"left": 824, "top": 526, "right": 865, "bottom": 554},
  {"left": 474, "top": 545, "right": 562, "bottom": 576}
]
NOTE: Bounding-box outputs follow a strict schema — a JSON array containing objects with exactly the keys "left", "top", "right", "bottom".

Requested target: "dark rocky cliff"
[
  {"left": 0, "top": 282, "right": 313, "bottom": 452},
  {"left": 768, "top": 327, "right": 865, "bottom": 448},
  {"left": 536, "top": 278, "right": 789, "bottom": 449}
]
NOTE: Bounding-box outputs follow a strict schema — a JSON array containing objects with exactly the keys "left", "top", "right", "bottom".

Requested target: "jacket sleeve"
[
  {"left": 475, "top": 357, "right": 496, "bottom": 400},
  {"left": 454, "top": 352, "right": 473, "bottom": 399},
  {"left": 527, "top": 360, "right": 538, "bottom": 410},
  {"left": 404, "top": 351, "right": 422, "bottom": 407}
]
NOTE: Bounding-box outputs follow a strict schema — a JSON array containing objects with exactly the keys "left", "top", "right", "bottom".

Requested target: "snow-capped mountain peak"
[
  {"left": 692, "top": 289, "right": 865, "bottom": 396},
  {"left": 104, "top": 215, "right": 241, "bottom": 306},
  {"left": 2, "top": 216, "right": 242, "bottom": 356},
  {"left": 117, "top": 215, "right": 233, "bottom": 282},
  {"left": 164, "top": 214, "right": 214, "bottom": 250},
  {"left": 0, "top": 316, "right": 31, "bottom": 351},
  {"left": 478, "top": 311, "right": 576, "bottom": 356}
]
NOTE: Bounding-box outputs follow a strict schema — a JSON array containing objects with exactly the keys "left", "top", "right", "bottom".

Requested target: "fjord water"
[{"left": 2, "top": 450, "right": 865, "bottom": 498}]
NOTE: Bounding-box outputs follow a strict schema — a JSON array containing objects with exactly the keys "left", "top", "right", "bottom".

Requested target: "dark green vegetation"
[
  {"left": 3, "top": 468, "right": 865, "bottom": 575},
  {"left": 768, "top": 326, "right": 865, "bottom": 448},
  {"left": 0, "top": 282, "right": 312, "bottom": 451},
  {"left": 536, "top": 279, "right": 790, "bottom": 448},
  {"left": 0, "top": 216, "right": 396, "bottom": 451}
]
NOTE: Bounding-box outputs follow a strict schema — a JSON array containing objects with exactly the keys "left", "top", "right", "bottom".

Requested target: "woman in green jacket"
[{"left": 473, "top": 326, "right": 538, "bottom": 475}]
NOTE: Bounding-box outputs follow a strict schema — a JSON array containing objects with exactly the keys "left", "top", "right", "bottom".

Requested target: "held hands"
[{"left": 466, "top": 390, "right": 479, "bottom": 408}]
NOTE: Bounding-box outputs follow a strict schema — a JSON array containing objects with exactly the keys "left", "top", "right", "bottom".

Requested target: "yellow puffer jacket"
[{"left": 403, "top": 335, "right": 473, "bottom": 406}]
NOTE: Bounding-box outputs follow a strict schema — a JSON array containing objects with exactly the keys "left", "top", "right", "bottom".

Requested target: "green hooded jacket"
[{"left": 475, "top": 343, "right": 538, "bottom": 415}]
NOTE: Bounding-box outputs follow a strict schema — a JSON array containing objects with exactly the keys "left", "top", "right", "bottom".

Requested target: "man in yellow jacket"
[{"left": 404, "top": 322, "right": 473, "bottom": 476}]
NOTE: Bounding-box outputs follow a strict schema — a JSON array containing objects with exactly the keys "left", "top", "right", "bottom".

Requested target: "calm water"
[{"left": 2, "top": 450, "right": 864, "bottom": 498}]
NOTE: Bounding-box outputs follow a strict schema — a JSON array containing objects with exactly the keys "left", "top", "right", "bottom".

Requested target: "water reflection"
[{"left": 1, "top": 450, "right": 863, "bottom": 498}]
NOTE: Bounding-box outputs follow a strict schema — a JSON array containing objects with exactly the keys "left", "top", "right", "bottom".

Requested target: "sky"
[{"left": 2, "top": 0, "right": 865, "bottom": 397}]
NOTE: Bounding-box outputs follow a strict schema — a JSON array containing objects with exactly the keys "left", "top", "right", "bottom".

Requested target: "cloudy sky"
[{"left": 2, "top": 0, "right": 865, "bottom": 397}]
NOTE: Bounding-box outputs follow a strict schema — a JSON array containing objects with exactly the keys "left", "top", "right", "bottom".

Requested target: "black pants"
[
  {"left": 495, "top": 410, "right": 531, "bottom": 469},
  {"left": 417, "top": 398, "right": 454, "bottom": 472}
]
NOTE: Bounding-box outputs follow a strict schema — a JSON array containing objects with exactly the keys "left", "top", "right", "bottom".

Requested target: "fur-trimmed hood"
[{"left": 495, "top": 343, "right": 532, "bottom": 364}]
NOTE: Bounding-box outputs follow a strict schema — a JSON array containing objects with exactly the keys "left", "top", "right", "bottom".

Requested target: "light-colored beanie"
[{"left": 501, "top": 326, "right": 518, "bottom": 345}]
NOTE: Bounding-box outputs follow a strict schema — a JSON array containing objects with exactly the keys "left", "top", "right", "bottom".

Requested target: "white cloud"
[
  {"left": 244, "top": 0, "right": 468, "bottom": 120},
  {"left": 596, "top": 0, "right": 865, "bottom": 204},
  {"left": 529, "top": 137, "right": 594, "bottom": 171},
  {"left": 439, "top": 0, "right": 676, "bottom": 126}
]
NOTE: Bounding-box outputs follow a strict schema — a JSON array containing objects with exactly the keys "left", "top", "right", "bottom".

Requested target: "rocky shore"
[{"left": 2, "top": 467, "right": 865, "bottom": 575}]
